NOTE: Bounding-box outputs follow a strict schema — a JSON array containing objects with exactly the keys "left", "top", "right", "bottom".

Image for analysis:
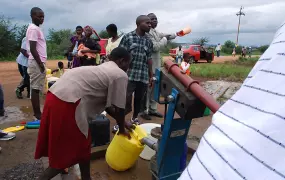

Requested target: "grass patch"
[
  {"left": 190, "top": 63, "right": 253, "bottom": 82},
  {"left": 226, "top": 56, "right": 259, "bottom": 66},
  {"left": 162, "top": 55, "right": 258, "bottom": 82},
  {"left": 220, "top": 52, "right": 231, "bottom": 56},
  {"left": 190, "top": 56, "right": 259, "bottom": 81}
]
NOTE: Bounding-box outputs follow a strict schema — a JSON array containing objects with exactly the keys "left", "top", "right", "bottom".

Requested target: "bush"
[
  {"left": 99, "top": 30, "right": 109, "bottom": 39},
  {"left": 0, "top": 16, "right": 73, "bottom": 61},
  {"left": 192, "top": 37, "right": 209, "bottom": 46},
  {"left": 258, "top": 45, "right": 269, "bottom": 53},
  {"left": 0, "top": 15, "right": 19, "bottom": 58},
  {"left": 224, "top": 40, "right": 235, "bottom": 48},
  {"left": 222, "top": 46, "right": 242, "bottom": 55}
]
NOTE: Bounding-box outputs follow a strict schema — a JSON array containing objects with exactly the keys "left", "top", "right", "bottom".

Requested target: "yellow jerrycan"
[
  {"left": 46, "top": 68, "right": 51, "bottom": 76},
  {"left": 44, "top": 68, "right": 52, "bottom": 94},
  {"left": 106, "top": 125, "right": 147, "bottom": 171}
]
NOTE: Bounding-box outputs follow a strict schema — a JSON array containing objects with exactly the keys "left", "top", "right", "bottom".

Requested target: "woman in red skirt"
[{"left": 35, "top": 47, "right": 132, "bottom": 180}]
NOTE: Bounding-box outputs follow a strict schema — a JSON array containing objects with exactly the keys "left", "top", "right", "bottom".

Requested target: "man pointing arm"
[{"left": 140, "top": 13, "right": 177, "bottom": 120}]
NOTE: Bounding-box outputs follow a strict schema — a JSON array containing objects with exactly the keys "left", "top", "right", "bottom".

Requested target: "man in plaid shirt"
[{"left": 119, "top": 15, "right": 153, "bottom": 124}]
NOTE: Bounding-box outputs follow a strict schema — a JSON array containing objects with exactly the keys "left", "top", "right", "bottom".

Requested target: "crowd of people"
[
  {"left": 0, "top": 5, "right": 284, "bottom": 180},
  {"left": 215, "top": 43, "right": 253, "bottom": 58},
  {"left": 0, "top": 6, "right": 186, "bottom": 180}
]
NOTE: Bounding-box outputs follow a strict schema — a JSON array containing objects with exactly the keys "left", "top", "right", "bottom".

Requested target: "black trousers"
[
  {"left": 17, "top": 63, "right": 30, "bottom": 93},
  {"left": 125, "top": 81, "right": 148, "bottom": 119}
]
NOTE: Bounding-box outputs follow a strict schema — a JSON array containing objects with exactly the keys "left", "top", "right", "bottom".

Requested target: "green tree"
[
  {"left": 0, "top": 15, "right": 18, "bottom": 58},
  {"left": 235, "top": 46, "right": 242, "bottom": 54},
  {"left": 192, "top": 37, "right": 209, "bottom": 46},
  {"left": 99, "top": 30, "right": 109, "bottom": 39},
  {"left": 224, "top": 40, "right": 235, "bottom": 48},
  {"left": 16, "top": 24, "right": 28, "bottom": 48},
  {"left": 258, "top": 45, "right": 269, "bottom": 53},
  {"left": 222, "top": 40, "right": 237, "bottom": 54},
  {"left": 47, "top": 28, "right": 72, "bottom": 45},
  {"left": 98, "top": 30, "right": 125, "bottom": 39},
  {"left": 46, "top": 29, "right": 72, "bottom": 58}
]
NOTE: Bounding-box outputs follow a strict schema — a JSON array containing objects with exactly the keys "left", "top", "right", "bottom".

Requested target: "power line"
[{"left": 236, "top": 6, "right": 245, "bottom": 47}]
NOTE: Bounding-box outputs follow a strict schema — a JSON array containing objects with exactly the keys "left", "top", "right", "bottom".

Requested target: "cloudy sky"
[{"left": 2, "top": 0, "right": 285, "bottom": 46}]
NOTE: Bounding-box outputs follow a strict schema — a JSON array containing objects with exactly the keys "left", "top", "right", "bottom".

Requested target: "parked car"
[{"left": 169, "top": 45, "right": 214, "bottom": 63}]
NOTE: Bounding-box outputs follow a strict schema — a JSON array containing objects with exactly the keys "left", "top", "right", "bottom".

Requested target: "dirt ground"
[{"left": 0, "top": 59, "right": 216, "bottom": 179}]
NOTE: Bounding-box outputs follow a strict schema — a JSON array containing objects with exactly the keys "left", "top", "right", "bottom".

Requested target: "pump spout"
[{"left": 141, "top": 137, "right": 158, "bottom": 152}]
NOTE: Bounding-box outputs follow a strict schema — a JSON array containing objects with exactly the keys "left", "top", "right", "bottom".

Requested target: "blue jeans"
[
  {"left": 176, "top": 55, "right": 183, "bottom": 64},
  {"left": 17, "top": 63, "right": 30, "bottom": 93},
  {"left": 0, "top": 84, "right": 4, "bottom": 111}
]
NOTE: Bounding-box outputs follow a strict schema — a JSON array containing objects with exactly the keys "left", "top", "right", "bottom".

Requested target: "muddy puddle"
[
  {"left": 90, "top": 157, "right": 151, "bottom": 180},
  {"left": 0, "top": 106, "right": 34, "bottom": 124}
]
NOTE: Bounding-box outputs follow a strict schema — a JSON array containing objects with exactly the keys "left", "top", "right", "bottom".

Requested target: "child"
[
  {"left": 77, "top": 43, "right": 97, "bottom": 59},
  {"left": 51, "top": 61, "right": 65, "bottom": 78},
  {"left": 180, "top": 53, "right": 191, "bottom": 75},
  {"left": 64, "top": 50, "right": 73, "bottom": 69},
  {"left": 67, "top": 53, "right": 73, "bottom": 69},
  {"left": 176, "top": 45, "right": 183, "bottom": 64},
  {"left": 232, "top": 47, "right": 236, "bottom": 57}
]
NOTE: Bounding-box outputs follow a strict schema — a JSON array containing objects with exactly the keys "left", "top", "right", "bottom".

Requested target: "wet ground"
[{"left": 0, "top": 60, "right": 213, "bottom": 179}]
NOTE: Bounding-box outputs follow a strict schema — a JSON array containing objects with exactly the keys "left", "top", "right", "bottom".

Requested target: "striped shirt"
[
  {"left": 180, "top": 20, "right": 285, "bottom": 180},
  {"left": 119, "top": 30, "right": 153, "bottom": 84}
]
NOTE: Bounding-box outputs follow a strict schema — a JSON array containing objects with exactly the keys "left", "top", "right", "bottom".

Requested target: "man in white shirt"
[
  {"left": 215, "top": 43, "right": 222, "bottom": 57},
  {"left": 15, "top": 37, "right": 30, "bottom": 99},
  {"left": 179, "top": 21, "right": 285, "bottom": 180}
]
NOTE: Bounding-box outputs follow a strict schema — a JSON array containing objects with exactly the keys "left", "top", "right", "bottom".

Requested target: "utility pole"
[{"left": 236, "top": 6, "right": 245, "bottom": 47}]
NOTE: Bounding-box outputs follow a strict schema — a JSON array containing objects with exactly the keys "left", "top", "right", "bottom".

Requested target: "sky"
[{"left": 1, "top": 0, "right": 285, "bottom": 46}]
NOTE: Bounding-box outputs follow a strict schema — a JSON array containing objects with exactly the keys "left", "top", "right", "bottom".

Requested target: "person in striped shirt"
[{"left": 180, "top": 21, "right": 285, "bottom": 180}]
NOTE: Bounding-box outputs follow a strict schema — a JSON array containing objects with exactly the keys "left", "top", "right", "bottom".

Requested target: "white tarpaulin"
[{"left": 179, "top": 20, "right": 285, "bottom": 180}]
